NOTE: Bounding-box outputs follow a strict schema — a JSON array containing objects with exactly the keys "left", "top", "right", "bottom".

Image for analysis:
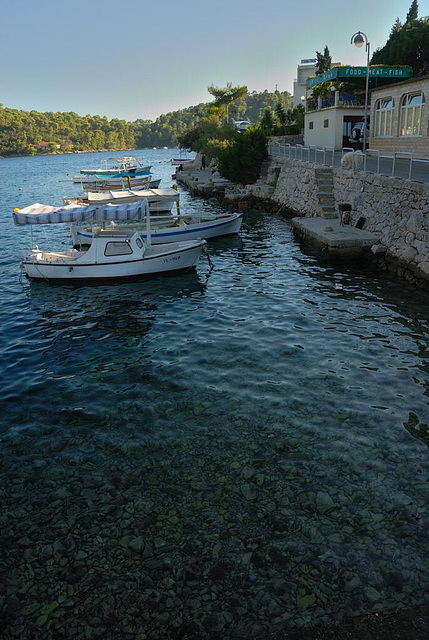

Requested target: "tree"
[
  {"left": 275, "top": 103, "right": 287, "bottom": 127},
  {"left": 406, "top": 0, "right": 418, "bottom": 22},
  {"left": 315, "top": 46, "right": 332, "bottom": 75},
  {"left": 390, "top": 16, "right": 402, "bottom": 36},
  {"left": 292, "top": 105, "right": 305, "bottom": 132},
  {"left": 259, "top": 108, "right": 275, "bottom": 134},
  {"left": 371, "top": 15, "right": 429, "bottom": 75},
  {"left": 217, "top": 128, "right": 267, "bottom": 184},
  {"left": 207, "top": 83, "right": 248, "bottom": 122}
]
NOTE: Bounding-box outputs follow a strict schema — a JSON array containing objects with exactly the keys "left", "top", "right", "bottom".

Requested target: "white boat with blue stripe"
[{"left": 70, "top": 210, "right": 243, "bottom": 247}]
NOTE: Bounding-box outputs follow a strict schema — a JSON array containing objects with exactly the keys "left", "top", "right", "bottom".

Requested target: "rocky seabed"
[{"left": 1, "top": 402, "right": 428, "bottom": 639}]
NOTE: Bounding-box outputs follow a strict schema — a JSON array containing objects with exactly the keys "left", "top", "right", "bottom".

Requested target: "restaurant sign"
[{"left": 306, "top": 66, "right": 412, "bottom": 89}]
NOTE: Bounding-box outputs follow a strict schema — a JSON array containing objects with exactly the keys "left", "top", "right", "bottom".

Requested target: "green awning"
[{"left": 306, "top": 66, "right": 412, "bottom": 89}]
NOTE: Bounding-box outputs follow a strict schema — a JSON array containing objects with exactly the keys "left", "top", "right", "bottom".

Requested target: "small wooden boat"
[
  {"left": 13, "top": 201, "right": 206, "bottom": 281},
  {"left": 70, "top": 211, "right": 244, "bottom": 247}
]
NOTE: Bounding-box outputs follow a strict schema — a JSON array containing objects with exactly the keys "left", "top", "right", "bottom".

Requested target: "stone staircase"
[{"left": 315, "top": 168, "right": 337, "bottom": 220}]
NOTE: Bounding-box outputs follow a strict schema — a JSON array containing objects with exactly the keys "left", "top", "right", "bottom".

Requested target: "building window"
[
  {"left": 375, "top": 98, "right": 394, "bottom": 137},
  {"left": 400, "top": 92, "right": 425, "bottom": 136},
  {"left": 323, "top": 119, "right": 329, "bottom": 128},
  {"left": 309, "top": 121, "right": 314, "bottom": 129}
]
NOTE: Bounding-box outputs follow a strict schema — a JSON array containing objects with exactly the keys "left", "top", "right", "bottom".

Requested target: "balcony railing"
[{"left": 306, "top": 94, "right": 368, "bottom": 112}]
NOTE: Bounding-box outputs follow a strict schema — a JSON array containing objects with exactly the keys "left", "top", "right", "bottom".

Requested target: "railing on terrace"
[
  {"left": 268, "top": 141, "right": 335, "bottom": 167},
  {"left": 306, "top": 95, "right": 368, "bottom": 112},
  {"left": 268, "top": 140, "right": 429, "bottom": 183}
]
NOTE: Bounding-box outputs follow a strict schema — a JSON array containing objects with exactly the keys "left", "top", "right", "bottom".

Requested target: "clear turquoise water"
[{"left": 0, "top": 150, "right": 428, "bottom": 639}]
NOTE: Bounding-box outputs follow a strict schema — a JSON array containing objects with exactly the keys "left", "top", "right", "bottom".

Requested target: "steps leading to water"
[{"left": 315, "top": 168, "right": 337, "bottom": 219}]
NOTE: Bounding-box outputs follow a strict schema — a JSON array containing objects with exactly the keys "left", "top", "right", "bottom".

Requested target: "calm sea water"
[{"left": 0, "top": 149, "right": 428, "bottom": 639}]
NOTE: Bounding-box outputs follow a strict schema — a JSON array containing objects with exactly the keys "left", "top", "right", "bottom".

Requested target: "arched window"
[
  {"left": 400, "top": 92, "right": 425, "bottom": 136},
  {"left": 375, "top": 98, "right": 394, "bottom": 137}
]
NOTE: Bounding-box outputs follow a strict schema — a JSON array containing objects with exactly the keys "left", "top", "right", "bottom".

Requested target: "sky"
[{"left": 1, "top": 0, "right": 428, "bottom": 122}]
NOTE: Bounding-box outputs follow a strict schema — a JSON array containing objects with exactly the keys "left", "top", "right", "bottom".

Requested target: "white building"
[{"left": 293, "top": 59, "right": 317, "bottom": 107}]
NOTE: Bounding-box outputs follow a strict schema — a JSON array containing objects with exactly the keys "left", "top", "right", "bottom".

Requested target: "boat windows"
[
  {"left": 136, "top": 238, "right": 143, "bottom": 249},
  {"left": 104, "top": 241, "right": 133, "bottom": 256}
]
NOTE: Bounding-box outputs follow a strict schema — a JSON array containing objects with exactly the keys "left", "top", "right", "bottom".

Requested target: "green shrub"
[{"left": 217, "top": 128, "right": 268, "bottom": 184}]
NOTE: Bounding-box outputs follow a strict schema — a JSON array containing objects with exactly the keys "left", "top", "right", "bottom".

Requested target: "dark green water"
[{"left": 0, "top": 151, "right": 428, "bottom": 639}]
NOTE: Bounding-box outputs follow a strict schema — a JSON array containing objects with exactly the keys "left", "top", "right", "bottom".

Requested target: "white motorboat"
[
  {"left": 13, "top": 201, "right": 206, "bottom": 281},
  {"left": 70, "top": 211, "right": 244, "bottom": 247},
  {"left": 80, "top": 178, "right": 162, "bottom": 192},
  {"left": 64, "top": 187, "right": 179, "bottom": 210},
  {"left": 71, "top": 173, "right": 152, "bottom": 187},
  {"left": 79, "top": 157, "right": 151, "bottom": 176}
]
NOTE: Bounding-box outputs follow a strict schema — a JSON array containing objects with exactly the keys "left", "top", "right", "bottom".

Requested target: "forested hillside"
[
  {"left": 371, "top": 2, "right": 429, "bottom": 74},
  {"left": 0, "top": 90, "right": 292, "bottom": 156}
]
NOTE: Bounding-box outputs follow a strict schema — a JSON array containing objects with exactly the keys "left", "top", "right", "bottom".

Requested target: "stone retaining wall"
[{"left": 226, "top": 157, "right": 429, "bottom": 283}]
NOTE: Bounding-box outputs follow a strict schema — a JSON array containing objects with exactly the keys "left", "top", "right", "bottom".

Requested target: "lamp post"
[{"left": 351, "top": 31, "right": 370, "bottom": 153}]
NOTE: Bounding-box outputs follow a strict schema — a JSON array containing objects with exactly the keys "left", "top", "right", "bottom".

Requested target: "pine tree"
[
  {"left": 406, "top": 0, "right": 418, "bottom": 22},
  {"left": 390, "top": 16, "right": 402, "bottom": 36},
  {"left": 275, "top": 103, "right": 287, "bottom": 127},
  {"left": 260, "top": 108, "right": 275, "bottom": 134},
  {"left": 315, "top": 46, "right": 332, "bottom": 76}
]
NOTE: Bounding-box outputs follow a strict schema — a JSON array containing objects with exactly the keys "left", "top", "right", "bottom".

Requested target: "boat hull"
[
  {"left": 71, "top": 213, "right": 243, "bottom": 246},
  {"left": 22, "top": 241, "right": 205, "bottom": 281},
  {"left": 80, "top": 165, "right": 151, "bottom": 176}
]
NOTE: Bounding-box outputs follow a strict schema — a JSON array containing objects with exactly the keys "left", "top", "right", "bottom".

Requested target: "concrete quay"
[{"left": 291, "top": 217, "right": 378, "bottom": 258}]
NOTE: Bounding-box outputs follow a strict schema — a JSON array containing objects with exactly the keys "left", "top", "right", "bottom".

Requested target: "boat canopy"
[
  {"left": 86, "top": 187, "right": 180, "bottom": 203},
  {"left": 13, "top": 200, "right": 150, "bottom": 226}
]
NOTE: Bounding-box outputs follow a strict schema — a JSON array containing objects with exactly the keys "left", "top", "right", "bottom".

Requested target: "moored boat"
[
  {"left": 13, "top": 201, "right": 207, "bottom": 281},
  {"left": 70, "top": 211, "right": 243, "bottom": 246},
  {"left": 72, "top": 170, "right": 152, "bottom": 186},
  {"left": 79, "top": 157, "right": 150, "bottom": 176},
  {"left": 65, "top": 187, "right": 180, "bottom": 210}
]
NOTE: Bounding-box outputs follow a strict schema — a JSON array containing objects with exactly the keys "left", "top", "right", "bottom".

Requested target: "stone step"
[{"left": 317, "top": 177, "right": 334, "bottom": 183}]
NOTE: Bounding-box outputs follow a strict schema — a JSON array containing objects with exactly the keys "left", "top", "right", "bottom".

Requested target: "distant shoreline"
[{"left": 1, "top": 148, "right": 177, "bottom": 159}]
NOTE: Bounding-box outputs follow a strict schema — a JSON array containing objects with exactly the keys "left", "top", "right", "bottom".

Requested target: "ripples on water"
[{"left": 0, "top": 150, "right": 428, "bottom": 639}]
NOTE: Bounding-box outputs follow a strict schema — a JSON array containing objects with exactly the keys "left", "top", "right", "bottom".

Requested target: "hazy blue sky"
[{"left": 1, "top": 0, "right": 427, "bottom": 121}]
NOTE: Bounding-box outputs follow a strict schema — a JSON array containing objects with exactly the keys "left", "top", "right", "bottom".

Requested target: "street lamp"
[{"left": 351, "top": 30, "right": 370, "bottom": 152}]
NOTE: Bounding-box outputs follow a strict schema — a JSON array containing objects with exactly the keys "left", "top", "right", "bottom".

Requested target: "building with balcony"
[
  {"left": 293, "top": 58, "right": 342, "bottom": 107},
  {"left": 303, "top": 65, "right": 412, "bottom": 151}
]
